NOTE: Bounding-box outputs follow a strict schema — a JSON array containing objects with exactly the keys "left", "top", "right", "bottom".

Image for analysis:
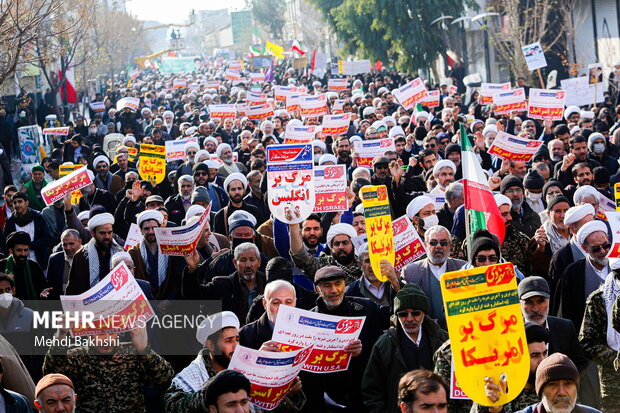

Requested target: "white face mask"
[
  {"left": 592, "top": 143, "right": 605, "bottom": 154},
  {"left": 526, "top": 191, "right": 543, "bottom": 202},
  {"left": 314, "top": 154, "right": 322, "bottom": 164},
  {"left": 422, "top": 214, "right": 439, "bottom": 231},
  {"left": 0, "top": 293, "right": 12, "bottom": 309}
]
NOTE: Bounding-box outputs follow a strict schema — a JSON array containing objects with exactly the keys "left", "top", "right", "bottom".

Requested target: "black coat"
[
  {"left": 548, "top": 243, "right": 575, "bottom": 312},
  {"left": 164, "top": 194, "right": 187, "bottom": 227},
  {"left": 78, "top": 188, "right": 116, "bottom": 215},
  {"left": 45, "top": 251, "right": 66, "bottom": 299},
  {"left": 547, "top": 316, "right": 588, "bottom": 372},
  {"left": 4, "top": 210, "right": 53, "bottom": 266},
  {"left": 245, "top": 284, "right": 318, "bottom": 324},
  {"left": 239, "top": 312, "right": 273, "bottom": 350},
  {"left": 555, "top": 259, "right": 590, "bottom": 331}
]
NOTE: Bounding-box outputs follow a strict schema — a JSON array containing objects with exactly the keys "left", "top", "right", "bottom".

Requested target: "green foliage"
[
  {"left": 251, "top": 0, "right": 287, "bottom": 41},
  {"left": 309, "top": 0, "right": 477, "bottom": 72}
]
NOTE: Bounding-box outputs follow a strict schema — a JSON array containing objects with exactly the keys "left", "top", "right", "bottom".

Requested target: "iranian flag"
[
  {"left": 460, "top": 124, "right": 505, "bottom": 244},
  {"left": 291, "top": 40, "right": 306, "bottom": 56}
]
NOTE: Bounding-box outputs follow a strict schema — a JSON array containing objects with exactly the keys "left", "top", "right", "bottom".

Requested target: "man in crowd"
[
  {"left": 46, "top": 229, "right": 82, "bottom": 298},
  {"left": 0, "top": 231, "right": 48, "bottom": 300}
]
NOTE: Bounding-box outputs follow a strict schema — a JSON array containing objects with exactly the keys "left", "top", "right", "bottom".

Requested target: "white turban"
[
  {"left": 196, "top": 311, "right": 240, "bottom": 345},
  {"left": 186, "top": 205, "right": 206, "bottom": 220},
  {"left": 87, "top": 212, "right": 114, "bottom": 231},
  {"left": 216, "top": 143, "right": 232, "bottom": 158},
  {"left": 260, "top": 120, "right": 274, "bottom": 131},
  {"left": 564, "top": 105, "right": 580, "bottom": 120},
  {"left": 223, "top": 172, "right": 247, "bottom": 191},
  {"left": 580, "top": 110, "right": 595, "bottom": 120},
  {"left": 205, "top": 160, "right": 220, "bottom": 169},
  {"left": 286, "top": 119, "right": 303, "bottom": 130},
  {"left": 163, "top": 110, "right": 174, "bottom": 118},
  {"left": 383, "top": 116, "right": 396, "bottom": 127},
  {"left": 326, "top": 223, "right": 357, "bottom": 246},
  {"left": 137, "top": 210, "right": 164, "bottom": 227},
  {"left": 371, "top": 120, "right": 387, "bottom": 130},
  {"left": 415, "top": 111, "right": 430, "bottom": 124},
  {"left": 204, "top": 136, "right": 218, "bottom": 147},
  {"left": 406, "top": 196, "right": 435, "bottom": 219},
  {"left": 350, "top": 136, "right": 362, "bottom": 143},
  {"left": 184, "top": 142, "right": 200, "bottom": 154},
  {"left": 111, "top": 251, "right": 133, "bottom": 267},
  {"left": 432, "top": 160, "right": 456, "bottom": 177},
  {"left": 185, "top": 126, "right": 198, "bottom": 136},
  {"left": 389, "top": 126, "right": 405, "bottom": 139},
  {"left": 355, "top": 203, "right": 364, "bottom": 213},
  {"left": 576, "top": 220, "right": 608, "bottom": 246},
  {"left": 482, "top": 125, "right": 497, "bottom": 136},
  {"left": 194, "top": 150, "right": 210, "bottom": 162},
  {"left": 228, "top": 210, "right": 257, "bottom": 228},
  {"left": 312, "top": 140, "right": 326, "bottom": 152},
  {"left": 122, "top": 136, "right": 137, "bottom": 145},
  {"left": 494, "top": 194, "right": 512, "bottom": 208},
  {"left": 318, "top": 154, "right": 337, "bottom": 165},
  {"left": 564, "top": 204, "right": 595, "bottom": 225},
  {"left": 93, "top": 155, "right": 110, "bottom": 168},
  {"left": 573, "top": 185, "right": 599, "bottom": 205},
  {"left": 77, "top": 211, "right": 90, "bottom": 221}
]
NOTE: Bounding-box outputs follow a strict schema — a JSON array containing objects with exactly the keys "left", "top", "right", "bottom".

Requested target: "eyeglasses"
[
  {"left": 187, "top": 151, "right": 197, "bottom": 155},
  {"left": 590, "top": 243, "right": 611, "bottom": 254},
  {"left": 424, "top": 144, "right": 436, "bottom": 148},
  {"left": 505, "top": 188, "right": 523, "bottom": 194},
  {"left": 397, "top": 310, "right": 422, "bottom": 318},
  {"left": 475, "top": 255, "right": 499, "bottom": 263},
  {"left": 194, "top": 172, "right": 207, "bottom": 176},
  {"left": 428, "top": 239, "right": 449, "bottom": 247},
  {"left": 374, "top": 164, "right": 388, "bottom": 170}
]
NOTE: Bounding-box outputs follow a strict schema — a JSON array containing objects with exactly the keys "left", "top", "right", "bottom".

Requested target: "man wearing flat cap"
[
  {"left": 213, "top": 172, "right": 264, "bottom": 235},
  {"left": 128, "top": 210, "right": 182, "bottom": 299},
  {"left": 500, "top": 174, "right": 541, "bottom": 238},
  {"left": 516, "top": 353, "right": 600, "bottom": 412},
  {"left": 34, "top": 373, "right": 75, "bottom": 413},
  {"left": 289, "top": 222, "right": 362, "bottom": 285},
  {"left": 0, "top": 231, "right": 48, "bottom": 300},
  {"left": 362, "top": 284, "right": 447, "bottom": 412},
  {"left": 65, "top": 210, "right": 124, "bottom": 295},
  {"left": 301, "top": 265, "right": 390, "bottom": 412}
]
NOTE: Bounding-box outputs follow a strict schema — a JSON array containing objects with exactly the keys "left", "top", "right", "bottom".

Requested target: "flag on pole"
[
  {"left": 291, "top": 40, "right": 306, "bottom": 56},
  {"left": 460, "top": 123, "right": 505, "bottom": 246},
  {"left": 129, "top": 67, "right": 139, "bottom": 80},
  {"left": 311, "top": 50, "right": 317, "bottom": 73},
  {"left": 249, "top": 45, "right": 262, "bottom": 57},
  {"left": 265, "top": 41, "right": 284, "bottom": 59},
  {"left": 265, "top": 59, "right": 274, "bottom": 83}
]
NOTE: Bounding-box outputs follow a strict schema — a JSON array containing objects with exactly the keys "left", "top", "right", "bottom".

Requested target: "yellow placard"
[
  {"left": 138, "top": 144, "right": 166, "bottom": 185},
  {"left": 614, "top": 182, "right": 620, "bottom": 211},
  {"left": 441, "top": 263, "right": 529, "bottom": 407},
  {"left": 338, "top": 60, "right": 343, "bottom": 75},
  {"left": 58, "top": 164, "right": 85, "bottom": 204},
  {"left": 360, "top": 185, "right": 394, "bottom": 282}
]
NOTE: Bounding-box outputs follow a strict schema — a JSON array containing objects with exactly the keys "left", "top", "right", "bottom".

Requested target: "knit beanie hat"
[
  {"left": 394, "top": 284, "right": 429, "bottom": 314},
  {"left": 524, "top": 170, "right": 545, "bottom": 190},
  {"left": 535, "top": 353, "right": 579, "bottom": 396},
  {"left": 500, "top": 175, "right": 524, "bottom": 193}
]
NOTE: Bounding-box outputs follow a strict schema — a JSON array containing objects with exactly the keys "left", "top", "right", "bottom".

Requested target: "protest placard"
[
  {"left": 321, "top": 113, "right": 351, "bottom": 135},
  {"left": 314, "top": 165, "right": 348, "bottom": 213},
  {"left": 332, "top": 99, "right": 346, "bottom": 113},
  {"left": 328, "top": 78, "right": 348, "bottom": 91},
  {"left": 487, "top": 131, "right": 543, "bottom": 162},
  {"left": 164, "top": 137, "right": 198, "bottom": 162},
  {"left": 424, "top": 193, "right": 446, "bottom": 212},
  {"left": 283, "top": 125, "right": 317, "bottom": 144},
  {"left": 522, "top": 42, "right": 547, "bottom": 71},
  {"left": 448, "top": 85, "right": 458, "bottom": 96},
  {"left": 89, "top": 101, "right": 105, "bottom": 112},
  {"left": 606, "top": 212, "right": 620, "bottom": 257},
  {"left": 392, "top": 216, "right": 426, "bottom": 271},
  {"left": 250, "top": 72, "right": 266, "bottom": 83},
  {"left": 300, "top": 94, "right": 327, "bottom": 117},
  {"left": 353, "top": 138, "right": 396, "bottom": 167},
  {"left": 154, "top": 209, "right": 209, "bottom": 255},
  {"left": 124, "top": 223, "right": 142, "bottom": 251},
  {"left": 247, "top": 92, "right": 268, "bottom": 105},
  {"left": 205, "top": 80, "right": 220, "bottom": 89},
  {"left": 560, "top": 77, "right": 605, "bottom": 106},
  {"left": 42, "top": 166, "right": 92, "bottom": 205},
  {"left": 236, "top": 103, "right": 249, "bottom": 117},
  {"left": 450, "top": 362, "right": 471, "bottom": 400},
  {"left": 419, "top": 90, "right": 440, "bottom": 108},
  {"left": 266, "top": 144, "right": 315, "bottom": 224},
  {"left": 60, "top": 262, "right": 155, "bottom": 337},
  {"left": 286, "top": 95, "right": 301, "bottom": 112},
  {"left": 225, "top": 69, "right": 240, "bottom": 81},
  {"left": 208, "top": 104, "right": 237, "bottom": 118},
  {"left": 392, "top": 78, "right": 429, "bottom": 110},
  {"left": 229, "top": 345, "right": 312, "bottom": 410},
  {"left": 272, "top": 305, "right": 365, "bottom": 373},
  {"left": 361, "top": 185, "right": 395, "bottom": 281},
  {"left": 172, "top": 79, "right": 187, "bottom": 89},
  {"left": 139, "top": 144, "right": 166, "bottom": 184},
  {"left": 341, "top": 60, "right": 371, "bottom": 75},
  {"left": 116, "top": 97, "right": 140, "bottom": 111},
  {"left": 588, "top": 63, "right": 604, "bottom": 84},
  {"left": 352, "top": 234, "right": 368, "bottom": 251},
  {"left": 480, "top": 82, "right": 511, "bottom": 104},
  {"left": 440, "top": 263, "right": 529, "bottom": 407},
  {"left": 493, "top": 88, "right": 527, "bottom": 115},
  {"left": 229, "top": 60, "right": 242, "bottom": 70},
  {"left": 527, "top": 89, "right": 566, "bottom": 120},
  {"left": 43, "top": 127, "right": 70, "bottom": 136},
  {"left": 247, "top": 103, "right": 275, "bottom": 120}
]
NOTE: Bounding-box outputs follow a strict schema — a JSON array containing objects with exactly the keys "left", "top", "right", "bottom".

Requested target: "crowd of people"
[{"left": 0, "top": 57, "right": 618, "bottom": 413}]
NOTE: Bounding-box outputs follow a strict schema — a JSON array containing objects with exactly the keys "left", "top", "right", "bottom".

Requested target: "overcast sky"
[{"left": 126, "top": 0, "right": 247, "bottom": 23}]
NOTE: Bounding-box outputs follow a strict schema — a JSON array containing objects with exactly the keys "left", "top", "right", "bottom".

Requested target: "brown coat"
[{"left": 127, "top": 242, "right": 183, "bottom": 299}]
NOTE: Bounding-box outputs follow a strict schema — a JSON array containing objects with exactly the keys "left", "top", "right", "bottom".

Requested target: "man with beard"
[
  {"left": 192, "top": 162, "right": 228, "bottom": 213},
  {"left": 242, "top": 170, "right": 269, "bottom": 220},
  {"left": 34, "top": 374, "right": 76, "bottom": 413},
  {"left": 362, "top": 284, "right": 447, "bottom": 412},
  {"left": 346, "top": 242, "right": 401, "bottom": 307},
  {"left": 62, "top": 135, "right": 91, "bottom": 164},
  {"left": 494, "top": 194, "right": 533, "bottom": 276},
  {"left": 555, "top": 135, "right": 602, "bottom": 187},
  {"left": 111, "top": 152, "right": 137, "bottom": 180},
  {"left": 183, "top": 242, "right": 266, "bottom": 323},
  {"left": 289, "top": 222, "right": 362, "bottom": 285},
  {"left": 204, "top": 136, "right": 218, "bottom": 154},
  {"left": 22, "top": 165, "right": 48, "bottom": 211},
  {"left": 217, "top": 143, "right": 248, "bottom": 177},
  {"left": 406, "top": 196, "right": 440, "bottom": 240},
  {"left": 0, "top": 185, "right": 17, "bottom": 230},
  {"left": 473, "top": 323, "right": 550, "bottom": 412},
  {"left": 334, "top": 137, "right": 352, "bottom": 169},
  {"left": 557, "top": 220, "right": 610, "bottom": 331},
  {"left": 46, "top": 229, "right": 82, "bottom": 298},
  {"left": 175, "top": 142, "right": 200, "bottom": 177},
  {"left": 213, "top": 172, "right": 263, "bottom": 235},
  {"left": 4, "top": 192, "right": 54, "bottom": 265},
  {"left": 77, "top": 171, "right": 116, "bottom": 214},
  {"left": 302, "top": 266, "right": 389, "bottom": 412},
  {"left": 163, "top": 110, "right": 181, "bottom": 138},
  {"left": 500, "top": 175, "right": 541, "bottom": 238},
  {"left": 92, "top": 155, "right": 123, "bottom": 196},
  {"left": 65, "top": 211, "right": 124, "bottom": 295},
  {"left": 0, "top": 232, "right": 47, "bottom": 300},
  {"left": 128, "top": 210, "right": 182, "bottom": 299},
  {"left": 548, "top": 139, "right": 567, "bottom": 165},
  {"left": 165, "top": 311, "right": 241, "bottom": 411},
  {"left": 517, "top": 353, "right": 600, "bottom": 413},
  {"left": 430, "top": 160, "right": 456, "bottom": 195},
  {"left": 165, "top": 175, "right": 194, "bottom": 225},
  {"left": 401, "top": 225, "right": 466, "bottom": 328}
]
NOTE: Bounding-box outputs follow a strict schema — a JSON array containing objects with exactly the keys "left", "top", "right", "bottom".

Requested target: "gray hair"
[
  {"left": 352, "top": 167, "right": 371, "bottom": 181},
  {"left": 233, "top": 242, "right": 260, "bottom": 260},
  {"left": 178, "top": 174, "right": 194, "bottom": 188},
  {"left": 125, "top": 171, "right": 139, "bottom": 181},
  {"left": 61, "top": 228, "right": 80, "bottom": 240},
  {"left": 424, "top": 225, "right": 450, "bottom": 242},
  {"left": 247, "top": 170, "right": 262, "bottom": 181},
  {"left": 356, "top": 242, "right": 369, "bottom": 257},
  {"left": 264, "top": 280, "right": 296, "bottom": 301},
  {"left": 445, "top": 182, "right": 463, "bottom": 202}
]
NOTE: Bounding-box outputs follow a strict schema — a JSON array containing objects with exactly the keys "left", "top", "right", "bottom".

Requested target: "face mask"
[
  {"left": 89, "top": 128, "right": 97, "bottom": 135},
  {"left": 0, "top": 293, "right": 12, "bottom": 309},
  {"left": 422, "top": 214, "right": 439, "bottom": 231},
  {"left": 526, "top": 192, "right": 543, "bottom": 202},
  {"left": 416, "top": 139, "right": 424, "bottom": 146},
  {"left": 314, "top": 154, "right": 322, "bottom": 164},
  {"left": 592, "top": 143, "right": 605, "bottom": 154}
]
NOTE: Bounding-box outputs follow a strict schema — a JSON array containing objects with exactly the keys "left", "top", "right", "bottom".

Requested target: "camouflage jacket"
[
  {"left": 500, "top": 226, "right": 532, "bottom": 277},
  {"left": 290, "top": 246, "right": 361, "bottom": 284},
  {"left": 165, "top": 350, "right": 306, "bottom": 413},
  {"left": 43, "top": 342, "right": 174, "bottom": 413},
  {"left": 579, "top": 288, "right": 620, "bottom": 412},
  {"left": 433, "top": 339, "right": 473, "bottom": 413}
]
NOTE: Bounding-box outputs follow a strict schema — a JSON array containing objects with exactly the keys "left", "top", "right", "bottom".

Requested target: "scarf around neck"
[
  {"left": 139, "top": 240, "right": 168, "bottom": 289},
  {"left": 12, "top": 209, "right": 34, "bottom": 227},
  {"left": 95, "top": 172, "right": 113, "bottom": 191},
  {"left": 86, "top": 238, "right": 124, "bottom": 287},
  {"left": 603, "top": 271, "right": 620, "bottom": 351},
  {"left": 6, "top": 255, "right": 35, "bottom": 300}
]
